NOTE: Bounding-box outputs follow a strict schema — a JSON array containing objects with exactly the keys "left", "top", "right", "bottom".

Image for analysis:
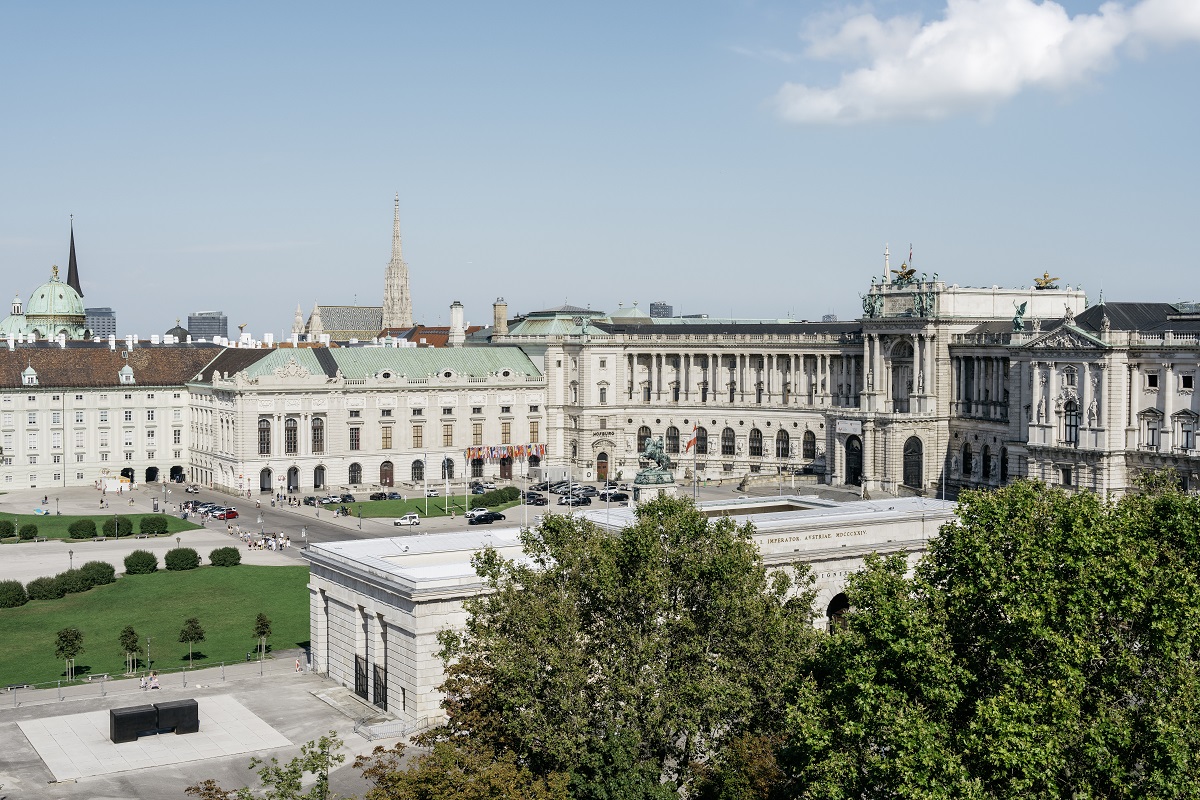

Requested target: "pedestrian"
[
  {"left": 140, "top": 675, "right": 148, "bottom": 691},
  {"left": 294, "top": 658, "right": 302, "bottom": 673}
]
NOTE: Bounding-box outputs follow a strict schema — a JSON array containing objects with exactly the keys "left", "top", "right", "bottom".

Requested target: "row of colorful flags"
[{"left": 464, "top": 443, "right": 547, "bottom": 462}]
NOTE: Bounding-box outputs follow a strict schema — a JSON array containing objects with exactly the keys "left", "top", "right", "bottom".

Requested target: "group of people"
[
  {"left": 139, "top": 672, "right": 160, "bottom": 691},
  {"left": 235, "top": 529, "right": 291, "bottom": 551}
]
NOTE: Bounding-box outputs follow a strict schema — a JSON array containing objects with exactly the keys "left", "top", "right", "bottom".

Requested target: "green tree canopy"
[
  {"left": 417, "top": 495, "right": 818, "bottom": 799},
  {"left": 782, "top": 478, "right": 1200, "bottom": 799},
  {"left": 179, "top": 617, "right": 206, "bottom": 664}
]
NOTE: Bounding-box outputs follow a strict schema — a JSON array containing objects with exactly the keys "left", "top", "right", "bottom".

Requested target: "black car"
[
  {"left": 527, "top": 496, "right": 549, "bottom": 506},
  {"left": 559, "top": 495, "right": 591, "bottom": 507},
  {"left": 369, "top": 492, "right": 388, "bottom": 501},
  {"left": 471, "top": 486, "right": 486, "bottom": 495},
  {"left": 468, "top": 511, "right": 506, "bottom": 525},
  {"left": 607, "top": 492, "right": 630, "bottom": 503},
  {"left": 576, "top": 486, "right": 599, "bottom": 497},
  {"left": 340, "top": 493, "right": 356, "bottom": 503},
  {"left": 524, "top": 492, "right": 545, "bottom": 503},
  {"left": 303, "top": 496, "right": 318, "bottom": 507},
  {"left": 530, "top": 481, "right": 551, "bottom": 491}
]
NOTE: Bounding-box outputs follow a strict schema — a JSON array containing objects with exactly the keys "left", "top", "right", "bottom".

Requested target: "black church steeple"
[{"left": 66, "top": 216, "right": 83, "bottom": 297}]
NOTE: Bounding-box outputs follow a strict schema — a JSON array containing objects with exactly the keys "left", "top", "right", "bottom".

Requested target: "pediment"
[{"left": 1025, "top": 325, "right": 1107, "bottom": 351}]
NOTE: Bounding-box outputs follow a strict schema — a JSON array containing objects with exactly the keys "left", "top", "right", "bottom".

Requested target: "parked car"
[
  {"left": 386, "top": 492, "right": 404, "bottom": 500},
  {"left": 471, "top": 486, "right": 486, "bottom": 495},
  {"left": 393, "top": 513, "right": 421, "bottom": 527},
  {"left": 303, "top": 496, "right": 318, "bottom": 506},
  {"left": 322, "top": 495, "right": 341, "bottom": 504},
  {"left": 576, "top": 486, "right": 599, "bottom": 497},
  {"left": 526, "top": 495, "right": 549, "bottom": 506},
  {"left": 601, "top": 481, "right": 619, "bottom": 490},
  {"left": 530, "top": 481, "right": 551, "bottom": 491},
  {"left": 468, "top": 511, "right": 506, "bottom": 525},
  {"left": 214, "top": 508, "right": 239, "bottom": 520},
  {"left": 465, "top": 507, "right": 490, "bottom": 519},
  {"left": 369, "top": 492, "right": 388, "bottom": 501},
  {"left": 482, "top": 481, "right": 497, "bottom": 490},
  {"left": 339, "top": 494, "right": 356, "bottom": 503},
  {"left": 425, "top": 488, "right": 439, "bottom": 497},
  {"left": 184, "top": 485, "right": 200, "bottom": 494},
  {"left": 558, "top": 495, "right": 591, "bottom": 507},
  {"left": 607, "top": 492, "right": 630, "bottom": 503}
]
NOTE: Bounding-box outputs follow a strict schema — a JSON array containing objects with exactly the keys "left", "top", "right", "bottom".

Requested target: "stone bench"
[{"left": 109, "top": 699, "right": 199, "bottom": 743}]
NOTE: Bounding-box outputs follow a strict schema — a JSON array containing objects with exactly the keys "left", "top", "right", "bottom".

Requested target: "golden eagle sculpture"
[
  {"left": 890, "top": 263, "right": 916, "bottom": 282},
  {"left": 1034, "top": 272, "right": 1059, "bottom": 290}
]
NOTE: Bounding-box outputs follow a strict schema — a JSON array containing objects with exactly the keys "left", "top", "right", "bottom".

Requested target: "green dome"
[{"left": 25, "top": 267, "right": 85, "bottom": 318}]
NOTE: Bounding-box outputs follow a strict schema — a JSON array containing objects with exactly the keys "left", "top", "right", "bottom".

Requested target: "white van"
[{"left": 394, "top": 513, "right": 421, "bottom": 527}]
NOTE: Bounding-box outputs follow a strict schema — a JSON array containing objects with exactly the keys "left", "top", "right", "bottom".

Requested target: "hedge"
[
  {"left": 209, "top": 547, "right": 242, "bottom": 567},
  {"left": 0, "top": 580, "right": 28, "bottom": 608},
  {"left": 0, "top": 520, "right": 14, "bottom": 538},
  {"left": 26, "top": 576, "right": 65, "bottom": 601},
  {"left": 103, "top": 516, "right": 134, "bottom": 537},
  {"left": 140, "top": 516, "right": 169, "bottom": 536},
  {"left": 124, "top": 549, "right": 158, "bottom": 575},
  {"left": 476, "top": 486, "right": 521, "bottom": 507},
  {"left": 18, "top": 524, "right": 38, "bottom": 541},
  {"left": 55, "top": 569, "right": 92, "bottom": 595},
  {"left": 165, "top": 547, "right": 200, "bottom": 571},
  {"left": 79, "top": 560, "right": 117, "bottom": 588},
  {"left": 68, "top": 519, "right": 98, "bottom": 539}
]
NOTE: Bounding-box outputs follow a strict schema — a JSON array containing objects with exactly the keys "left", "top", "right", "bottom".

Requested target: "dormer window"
[
  {"left": 118, "top": 365, "right": 135, "bottom": 385},
  {"left": 22, "top": 367, "right": 37, "bottom": 386},
  {"left": 380, "top": 371, "right": 392, "bottom": 379}
]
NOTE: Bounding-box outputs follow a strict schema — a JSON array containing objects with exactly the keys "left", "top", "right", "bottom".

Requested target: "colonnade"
[{"left": 951, "top": 354, "right": 1007, "bottom": 419}]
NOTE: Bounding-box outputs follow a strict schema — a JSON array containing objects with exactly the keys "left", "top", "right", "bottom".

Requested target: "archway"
[
  {"left": 287, "top": 466, "right": 300, "bottom": 492},
  {"left": 259, "top": 468, "right": 273, "bottom": 492},
  {"left": 528, "top": 454, "right": 541, "bottom": 469},
  {"left": 314, "top": 465, "right": 326, "bottom": 490},
  {"left": 169, "top": 465, "right": 185, "bottom": 483},
  {"left": 380, "top": 461, "right": 394, "bottom": 487},
  {"left": 121, "top": 467, "right": 135, "bottom": 481},
  {"left": 961, "top": 443, "right": 973, "bottom": 477},
  {"left": 749, "top": 428, "right": 763, "bottom": 457},
  {"left": 145, "top": 466, "right": 159, "bottom": 483},
  {"left": 665, "top": 426, "right": 680, "bottom": 454},
  {"left": 803, "top": 430, "right": 816, "bottom": 460},
  {"left": 411, "top": 459, "right": 425, "bottom": 483},
  {"left": 827, "top": 593, "right": 850, "bottom": 633},
  {"left": 903, "top": 436, "right": 923, "bottom": 489},
  {"left": 441, "top": 458, "right": 454, "bottom": 480},
  {"left": 890, "top": 340, "right": 914, "bottom": 413},
  {"left": 845, "top": 436, "right": 863, "bottom": 486},
  {"left": 349, "top": 463, "right": 362, "bottom": 484},
  {"left": 597, "top": 452, "right": 609, "bottom": 481}
]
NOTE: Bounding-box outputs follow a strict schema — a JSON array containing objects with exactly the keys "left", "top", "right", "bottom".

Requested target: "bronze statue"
[
  {"left": 641, "top": 437, "right": 673, "bottom": 471},
  {"left": 1034, "top": 272, "right": 1059, "bottom": 290}
]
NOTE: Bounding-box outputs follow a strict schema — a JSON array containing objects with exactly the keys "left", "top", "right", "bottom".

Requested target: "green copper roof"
[{"left": 239, "top": 346, "right": 541, "bottom": 380}]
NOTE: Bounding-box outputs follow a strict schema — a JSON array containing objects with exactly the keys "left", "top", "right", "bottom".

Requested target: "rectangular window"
[
  {"left": 500, "top": 406, "right": 511, "bottom": 414},
  {"left": 125, "top": 452, "right": 133, "bottom": 461},
  {"left": 599, "top": 359, "right": 606, "bottom": 369},
  {"left": 173, "top": 429, "right": 182, "bottom": 445},
  {"left": 529, "top": 405, "right": 539, "bottom": 412},
  {"left": 412, "top": 408, "right": 423, "bottom": 416},
  {"left": 381, "top": 426, "right": 392, "bottom": 449},
  {"left": 599, "top": 418, "right": 607, "bottom": 430},
  {"left": 99, "top": 433, "right": 109, "bottom": 448},
  {"left": 349, "top": 409, "right": 362, "bottom": 418},
  {"left": 443, "top": 424, "right": 454, "bottom": 447},
  {"left": 1183, "top": 374, "right": 1195, "bottom": 391},
  {"left": 100, "top": 452, "right": 108, "bottom": 462},
  {"left": 381, "top": 409, "right": 392, "bottom": 417},
  {"left": 471, "top": 407, "right": 483, "bottom": 415},
  {"left": 284, "top": 422, "right": 298, "bottom": 454},
  {"left": 146, "top": 409, "right": 155, "bottom": 421},
  {"left": 27, "top": 433, "right": 37, "bottom": 450},
  {"left": 99, "top": 394, "right": 107, "bottom": 403},
  {"left": 76, "top": 454, "right": 84, "bottom": 462},
  {"left": 349, "top": 428, "right": 361, "bottom": 451},
  {"left": 412, "top": 426, "right": 423, "bottom": 448},
  {"left": 1147, "top": 372, "right": 1159, "bottom": 389},
  {"left": 529, "top": 421, "right": 539, "bottom": 443},
  {"left": 146, "top": 429, "right": 156, "bottom": 443},
  {"left": 75, "top": 394, "right": 83, "bottom": 401},
  {"left": 2, "top": 433, "right": 10, "bottom": 449},
  {"left": 2, "top": 412, "right": 10, "bottom": 426},
  {"left": 147, "top": 393, "right": 154, "bottom": 400},
  {"left": 27, "top": 412, "right": 36, "bottom": 425},
  {"left": 124, "top": 431, "right": 134, "bottom": 447},
  {"left": 501, "top": 422, "right": 511, "bottom": 445},
  {"left": 52, "top": 411, "right": 61, "bottom": 425},
  {"left": 75, "top": 411, "right": 84, "bottom": 423},
  {"left": 173, "top": 409, "right": 182, "bottom": 421},
  {"left": 52, "top": 431, "right": 62, "bottom": 449},
  {"left": 472, "top": 423, "right": 483, "bottom": 446},
  {"left": 599, "top": 387, "right": 607, "bottom": 404},
  {"left": 124, "top": 410, "right": 133, "bottom": 422},
  {"left": 75, "top": 431, "right": 84, "bottom": 448},
  {"left": 174, "top": 393, "right": 181, "bottom": 399},
  {"left": 53, "top": 454, "right": 61, "bottom": 464},
  {"left": 99, "top": 410, "right": 108, "bottom": 423},
  {"left": 77, "top": 472, "right": 84, "bottom": 480},
  {"left": 124, "top": 394, "right": 132, "bottom": 400}
]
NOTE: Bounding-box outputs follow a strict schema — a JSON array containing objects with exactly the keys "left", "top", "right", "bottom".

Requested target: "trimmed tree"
[
  {"left": 55, "top": 627, "right": 84, "bottom": 681},
  {"left": 209, "top": 546, "right": 241, "bottom": 567},
  {"left": 27, "top": 576, "right": 65, "bottom": 601},
  {"left": 18, "top": 524, "right": 37, "bottom": 541},
  {"left": 68, "top": 519, "right": 97, "bottom": 539},
  {"left": 165, "top": 547, "right": 201, "bottom": 571},
  {"left": 79, "top": 560, "right": 117, "bottom": 588},
  {"left": 102, "top": 516, "right": 133, "bottom": 537},
  {"left": 0, "top": 520, "right": 13, "bottom": 538},
  {"left": 140, "top": 515, "right": 169, "bottom": 536},
  {"left": 253, "top": 612, "right": 272, "bottom": 661},
  {"left": 119, "top": 625, "right": 141, "bottom": 675},
  {"left": 179, "top": 617, "right": 205, "bottom": 665},
  {"left": 123, "top": 549, "right": 158, "bottom": 575},
  {"left": 0, "top": 579, "right": 28, "bottom": 609}
]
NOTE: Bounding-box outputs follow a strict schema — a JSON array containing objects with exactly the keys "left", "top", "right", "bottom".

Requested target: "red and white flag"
[{"left": 684, "top": 424, "right": 698, "bottom": 453}]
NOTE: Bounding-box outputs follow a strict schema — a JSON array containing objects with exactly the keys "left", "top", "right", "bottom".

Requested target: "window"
[
  {"left": 721, "top": 427, "right": 735, "bottom": 456},
  {"left": 125, "top": 394, "right": 132, "bottom": 400},
  {"left": 599, "top": 387, "right": 607, "bottom": 404},
  {"left": 52, "top": 411, "right": 61, "bottom": 425},
  {"left": 100, "top": 453, "right": 108, "bottom": 462},
  {"left": 99, "top": 410, "right": 108, "bottom": 423},
  {"left": 1064, "top": 366, "right": 1077, "bottom": 387},
  {"left": 124, "top": 431, "right": 134, "bottom": 447},
  {"left": 147, "top": 394, "right": 154, "bottom": 400},
  {"left": 77, "top": 472, "right": 83, "bottom": 480},
  {"left": 124, "top": 410, "right": 133, "bottom": 422},
  {"left": 100, "top": 433, "right": 109, "bottom": 448},
  {"left": 413, "top": 426, "right": 423, "bottom": 448},
  {"left": 599, "top": 418, "right": 607, "bottom": 430},
  {"left": 472, "top": 423, "right": 483, "bottom": 446},
  {"left": 695, "top": 427, "right": 708, "bottom": 455},
  {"left": 961, "top": 444, "right": 973, "bottom": 476},
  {"left": 349, "top": 463, "right": 362, "bottom": 484},
  {"left": 146, "top": 451, "right": 154, "bottom": 460},
  {"left": 982, "top": 445, "right": 992, "bottom": 479},
  {"left": 74, "top": 431, "right": 84, "bottom": 448},
  {"left": 125, "top": 452, "right": 133, "bottom": 461},
  {"left": 75, "top": 394, "right": 83, "bottom": 401},
  {"left": 173, "top": 393, "right": 180, "bottom": 399},
  {"left": 173, "top": 429, "right": 182, "bottom": 445},
  {"left": 1175, "top": 411, "right": 1197, "bottom": 451},
  {"left": 27, "top": 412, "right": 36, "bottom": 425},
  {"left": 1061, "top": 466, "right": 1073, "bottom": 487},
  {"left": 472, "top": 407, "right": 483, "bottom": 415},
  {"left": 146, "top": 409, "right": 155, "bottom": 421},
  {"left": 75, "top": 411, "right": 84, "bottom": 423},
  {"left": 443, "top": 407, "right": 453, "bottom": 416},
  {"left": 258, "top": 419, "right": 271, "bottom": 455},
  {"left": 1147, "top": 371, "right": 1159, "bottom": 389},
  {"left": 749, "top": 428, "right": 763, "bottom": 457},
  {"left": 501, "top": 422, "right": 511, "bottom": 444},
  {"left": 381, "top": 408, "right": 392, "bottom": 417},
  {"left": 76, "top": 454, "right": 84, "bottom": 462},
  {"left": 1063, "top": 401, "right": 1080, "bottom": 445},
  {"left": 146, "top": 429, "right": 156, "bottom": 443},
  {"left": 27, "top": 432, "right": 38, "bottom": 450},
  {"left": 312, "top": 418, "right": 325, "bottom": 454},
  {"left": 52, "top": 431, "right": 62, "bottom": 449},
  {"left": 443, "top": 424, "right": 454, "bottom": 447},
  {"left": 1, "top": 412, "right": 9, "bottom": 426},
  {"left": 644, "top": 386, "right": 652, "bottom": 402},
  {"left": 53, "top": 454, "right": 61, "bottom": 464},
  {"left": 1183, "top": 374, "right": 1195, "bottom": 391},
  {"left": 412, "top": 408, "right": 423, "bottom": 417},
  {"left": 349, "top": 409, "right": 361, "bottom": 418},
  {"left": 529, "top": 421, "right": 539, "bottom": 443},
  {"left": 776, "top": 430, "right": 790, "bottom": 459},
  {"left": 285, "top": 418, "right": 298, "bottom": 454},
  {"left": 28, "top": 456, "right": 36, "bottom": 464},
  {"left": 381, "top": 426, "right": 392, "bottom": 449},
  {"left": 412, "top": 460, "right": 425, "bottom": 482},
  {"left": 349, "top": 428, "right": 361, "bottom": 451},
  {"left": 442, "top": 458, "right": 455, "bottom": 480},
  {"left": 665, "top": 426, "right": 680, "bottom": 454},
  {"left": 500, "top": 406, "right": 511, "bottom": 414},
  {"left": 599, "top": 359, "right": 606, "bottom": 369}
]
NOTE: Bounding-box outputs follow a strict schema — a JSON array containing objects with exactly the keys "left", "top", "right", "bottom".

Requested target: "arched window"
[
  {"left": 442, "top": 457, "right": 454, "bottom": 479},
  {"left": 1063, "top": 366, "right": 1077, "bottom": 387},
  {"left": 803, "top": 430, "right": 816, "bottom": 460},
  {"left": 695, "top": 427, "right": 708, "bottom": 455},
  {"left": 961, "top": 443, "right": 973, "bottom": 476},
  {"left": 258, "top": 418, "right": 271, "bottom": 456},
  {"left": 827, "top": 593, "right": 850, "bottom": 633},
  {"left": 311, "top": 418, "right": 325, "bottom": 455},
  {"left": 749, "top": 428, "right": 763, "bottom": 457},
  {"left": 665, "top": 426, "right": 680, "bottom": 454},
  {"left": 903, "top": 437, "right": 922, "bottom": 488},
  {"left": 411, "top": 459, "right": 425, "bottom": 482},
  {"left": 313, "top": 465, "right": 326, "bottom": 489},
  {"left": 637, "top": 426, "right": 651, "bottom": 452},
  {"left": 284, "top": 418, "right": 298, "bottom": 455},
  {"left": 982, "top": 445, "right": 992, "bottom": 479},
  {"left": 776, "top": 429, "right": 790, "bottom": 459},
  {"left": 721, "top": 427, "right": 736, "bottom": 456},
  {"left": 348, "top": 463, "right": 362, "bottom": 484},
  {"left": 1064, "top": 401, "right": 1080, "bottom": 445}
]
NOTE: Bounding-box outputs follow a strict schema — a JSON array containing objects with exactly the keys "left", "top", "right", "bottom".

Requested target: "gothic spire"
[
  {"left": 382, "top": 193, "right": 413, "bottom": 330},
  {"left": 66, "top": 215, "right": 83, "bottom": 297}
]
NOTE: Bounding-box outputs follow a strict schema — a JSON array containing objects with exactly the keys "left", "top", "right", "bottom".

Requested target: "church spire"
[
  {"left": 66, "top": 215, "right": 83, "bottom": 297},
  {"left": 382, "top": 193, "right": 413, "bottom": 330}
]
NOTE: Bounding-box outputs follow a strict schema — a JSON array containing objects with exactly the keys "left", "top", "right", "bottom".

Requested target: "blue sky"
[{"left": 1, "top": 1, "right": 1197, "bottom": 338}]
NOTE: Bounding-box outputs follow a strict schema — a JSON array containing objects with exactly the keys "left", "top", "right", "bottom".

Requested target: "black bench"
[
  {"left": 109, "top": 699, "right": 199, "bottom": 742},
  {"left": 155, "top": 699, "right": 199, "bottom": 734}
]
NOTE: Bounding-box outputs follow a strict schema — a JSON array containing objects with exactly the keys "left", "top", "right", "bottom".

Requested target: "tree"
[
  {"left": 254, "top": 612, "right": 272, "bottom": 661},
  {"left": 780, "top": 478, "right": 1200, "bottom": 799},
  {"left": 413, "top": 495, "right": 817, "bottom": 799},
  {"left": 119, "top": 625, "right": 141, "bottom": 675},
  {"left": 355, "top": 741, "right": 571, "bottom": 800},
  {"left": 186, "top": 731, "right": 345, "bottom": 800},
  {"left": 55, "top": 627, "right": 84, "bottom": 680},
  {"left": 179, "top": 617, "right": 206, "bottom": 665}
]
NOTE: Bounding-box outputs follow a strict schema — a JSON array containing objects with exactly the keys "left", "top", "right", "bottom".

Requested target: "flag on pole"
[
  {"left": 908, "top": 243, "right": 913, "bottom": 266},
  {"left": 684, "top": 424, "right": 698, "bottom": 453}
]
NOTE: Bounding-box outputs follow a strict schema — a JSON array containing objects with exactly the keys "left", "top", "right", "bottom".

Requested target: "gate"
[
  {"left": 845, "top": 436, "right": 863, "bottom": 487},
  {"left": 499, "top": 457, "right": 512, "bottom": 480},
  {"left": 596, "top": 453, "right": 608, "bottom": 481},
  {"left": 354, "top": 655, "right": 369, "bottom": 700},
  {"left": 372, "top": 663, "right": 388, "bottom": 710},
  {"left": 902, "top": 437, "right": 923, "bottom": 489},
  {"left": 380, "top": 461, "right": 394, "bottom": 486}
]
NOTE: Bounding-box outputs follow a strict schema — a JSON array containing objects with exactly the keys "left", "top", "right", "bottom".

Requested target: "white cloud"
[{"left": 774, "top": 0, "right": 1200, "bottom": 124}]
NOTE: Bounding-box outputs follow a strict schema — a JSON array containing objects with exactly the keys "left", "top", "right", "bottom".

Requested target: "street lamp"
[
  {"left": 55, "top": 497, "right": 59, "bottom": 516},
  {"left": 69, "top": 549, "right": 73, "bottom": 569},
  {"left": 302, "top": 525, "right": 307, "bottom": 550},
  {"left": 357, "top": 509, "right": 362, "bottom": 530},
  {"left": 176, "top": 536, "right": 181, "bottom": 548}
]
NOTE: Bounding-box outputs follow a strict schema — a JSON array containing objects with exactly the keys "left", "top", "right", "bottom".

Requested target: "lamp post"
[
  {"left": 302, "top": 525, "right": 307, "bottom": 550},
  {"left": 176, "top": 536, "right": 181, "bottom": 548},
  {"left": 357, "top": 509, "right": 362, "bottom": 530},
  {"left": 55, "top": 497, "right": 59, "bottom": 516},
  {"left": 146, "top": 635, "right": 151, "bottom": 671},
  {"left": 69, "top": 549, "right": 73, "bottom": 569}
]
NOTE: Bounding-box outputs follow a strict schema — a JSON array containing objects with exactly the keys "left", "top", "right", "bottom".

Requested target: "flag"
[
  {"left": 908, "top": 243, "right": 913, "bottom": 265},
  {"left": 684, "top": 424, "right": 698, "bottom": 453}
]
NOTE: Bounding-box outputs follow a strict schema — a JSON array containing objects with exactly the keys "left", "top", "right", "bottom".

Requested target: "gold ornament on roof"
[
  {"left": 890, "top": 263, "right": 916, "bottom": 282},
  {"left": 51, "top": 264, "right": 59, "bottom": 279},
  {"left": 1034, "top": 272, "right": 1060, "bottom": 290}
]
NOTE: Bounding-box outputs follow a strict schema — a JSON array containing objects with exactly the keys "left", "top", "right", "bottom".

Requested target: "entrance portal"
[
  {"left": 596, "top": 452, "right": 609, "bottom": 482},
  {"left": 845, "top": 436, "right": 863, "bottom": 487},
  {"left": 260, "top": 468, "right": 273, "bottom": 493},
  {"left": 902, "top": 437, "right": 923, "bottom": 489},
  {"left": 145, "top": 467, "right": 159, "bottom": 483},
  {"left": 499, "top": 457, "right": 512, "bottom": 480},
  {"left": 287, "top": 467, "right": 300, "bottom": 492},
  {"left": 380, "top": 461, "right": 394, "bottom": 487}
]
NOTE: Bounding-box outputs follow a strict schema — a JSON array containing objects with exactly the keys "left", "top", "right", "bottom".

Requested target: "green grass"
[
  {"left": 0, "top": 512, "right": 201, "bottom": 543},
  {"left": 0, "top": 565, "right": 310, "bottom": 685},
  {"left": 318, "top": 495, "right": 521, "bottom": 519}
]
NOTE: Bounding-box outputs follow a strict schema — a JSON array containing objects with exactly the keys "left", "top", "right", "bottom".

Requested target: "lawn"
[
  {"left": 0, "top": 565, "right": 310, "bottom": 686},
  {"left": 0, "top": 511, "right": 201, "bottom": 543},
  {"left": 321, "top": 494, "right": 521, "bottom": 520}
]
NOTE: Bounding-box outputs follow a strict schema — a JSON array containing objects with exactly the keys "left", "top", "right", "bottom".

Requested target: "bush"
[
  {"left": 477, "top": 486, "right": 521, "bottom": 507},
  {"left": 79, "top": 560, "right": 116, "bottom": 587},
  {"left": 68, "top": 519, "right": 97, "bottom": 539},
  {"left": 165, "top": 547, "right": 200, "bottom": 571},
  {"left": 123, "top": 549, "right": 158, "bottom": 575},
  {"left": 209, "top": 547, "right": 242, "bottom": 567},
  {"left": 0, "top": 579, "right": 28, "bottom": 608},
  {"left": 26, "top": 576, "right": 65, "bottom": 601},
  {"left": 0, "top": 520, "right": 14, "bottom": 538},
  {"left": 18, "top": 524, "right": 38, "bottom": 541},
  {"left": 55, "top": 569, "right": 91, "bottom": 595},
  {"left": 139, "top": 516, "right": 168, "bottom": 536},
  {"left": 103, "top": 516, "right": 134, "bottom": 537}
]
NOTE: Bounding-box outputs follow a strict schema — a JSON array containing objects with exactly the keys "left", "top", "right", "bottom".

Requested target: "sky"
[{"left": 1, "top": 0, "right": 1197, "bottom": 338}]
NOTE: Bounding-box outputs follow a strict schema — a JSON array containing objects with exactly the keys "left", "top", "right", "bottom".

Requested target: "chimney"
[
  {"left": 448, "top": 300, "right": 466, "bottom": 347},
  {"left": 493, "top": 297, "right": 508, "bottom": 336}
]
